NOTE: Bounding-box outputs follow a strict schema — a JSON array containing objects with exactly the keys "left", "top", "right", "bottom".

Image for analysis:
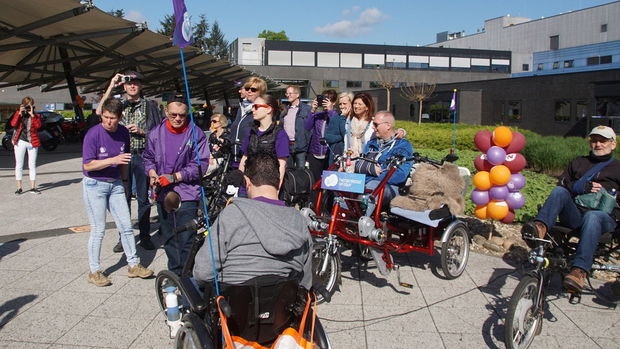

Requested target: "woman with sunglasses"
[
  {"left": 239, "top": 95, "right": 289, "bottom": 185},
  {"left": 206, "top": 113, "right": 229, "bottom": 176},
  {"left": 227, "top": 77, "right": 267, "bottom": 169}
]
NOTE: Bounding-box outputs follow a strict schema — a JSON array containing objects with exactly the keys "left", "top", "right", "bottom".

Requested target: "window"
[
  {"left": 554, "top": 100, "right": 571, "bottom": 122},
  {"left": 369, "top": 81, "right": 382, "bottom": 88},
  {"left": 550, "top": 35, "right": 559, "bottom": 50},
  {"left": 601, "top": 55, "right": 612, "bottom": 64},
  {"left": 322, "top": 80, "right": 339, "bottom": 88},
  {"left": 552, "top": 61, "right": 559, "bottom": 69},
  {"left": 576, "top": 100, "right": 589, "bottom": 119},
  {"left": 601, "top": 24, "right": 608, "bottom": 33},
  {"left": 522, "top": 64, "right": 529, "bottom": 71},
  {"left": 346, "top": 81, "right": 362, "bottom": 88},
  {"left": 564, "top": 60, "right": 574, "bottom": 68},
  {"left": 587, "top": 56, "right": 600, "bottom": 65},
  {"left": 537, "top": 63, "right": 544, "bottom": 71},
  {"left": 506, "top": 101, "right": 521, "bottom": 122}
]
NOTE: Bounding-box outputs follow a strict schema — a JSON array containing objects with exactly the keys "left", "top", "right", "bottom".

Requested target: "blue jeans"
[
  {"left": 536, "top": 186, "right": 617, "bottom": 273},
  {"left": 127, "top": 154, "right": 151, "bottom": 239},
  {"left": 83, "top": 177, "right": 140, "bottom": 272},
  {"left": 365, "top": 180, "right": 399, "bottom": 216},
  {"left": 157, "top": 201, "right": 199, "bottom": 275},
  {"left": 288, "top": 151, "right": 306, "bottom": 169}
]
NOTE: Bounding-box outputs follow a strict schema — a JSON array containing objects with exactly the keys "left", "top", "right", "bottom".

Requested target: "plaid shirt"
[{"left": 122, "top": 98, "right": 147, "bottom": 151}]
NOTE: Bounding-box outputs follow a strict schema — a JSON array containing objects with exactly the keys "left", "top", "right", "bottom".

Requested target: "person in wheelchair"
[
  {"left": 521, "top": 126, "right": 620, "bottom": 293},
  {"left": 193, "top": 151, "right": 313, "bottom": 290},
  {"left": 355, "top": 110, "right": 414, "bottom": 216}
]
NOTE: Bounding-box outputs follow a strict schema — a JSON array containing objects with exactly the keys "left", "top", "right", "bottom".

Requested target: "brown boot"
[{"left": 563, "top": 267, "right": 587, "bottom": 293}]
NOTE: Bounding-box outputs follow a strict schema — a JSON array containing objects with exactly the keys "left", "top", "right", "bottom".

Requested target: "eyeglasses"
[
  {"left": 211, "top": 119, "right": 220, "bottom": 124},
  {"left": 372, "top": 121, "right": 388, "bottom": 128},
  {"left": 590, "top": 138, "right": 613, "bottom": 144},
  {"left": 252, "top": 103, "right": 272, "bottom": 110},
  {"left": 169, "top": 113, "right": 187, "bottom": 118},
  {"left": 244, "top": 87, "right": 259, "bottom": 92}
]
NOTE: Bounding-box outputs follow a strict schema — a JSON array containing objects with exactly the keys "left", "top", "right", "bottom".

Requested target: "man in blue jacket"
[
  {"left": 359, "top": 110, "right": 413, "bottom": 215},
  {"left": 282, "top": 85, "right": 311, "bottom": 169},
  {"left": 143, "top": 97, "right": 209, "bottom": 275}
]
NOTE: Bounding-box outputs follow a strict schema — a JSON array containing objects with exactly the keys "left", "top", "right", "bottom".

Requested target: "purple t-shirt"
[
  {"left": 241, "top": 127, "right": 289, "bottom": 159},
  {"left": 254, "top": 196, "right": 286, "bottom": 206},
  {"left": 161, "top": 131, "right": 188, "bottom": 174},
  {"left": 82, "top": 124, "right": 130, "bottom": 181}
]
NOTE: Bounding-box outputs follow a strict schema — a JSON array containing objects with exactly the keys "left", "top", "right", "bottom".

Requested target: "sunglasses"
[
  {"left": 244, "top": 87, "right": 259, "bottom": 92},
  {"left": 372, "top": 121, "right": 387, "bottom": 128},
  {"left": 210, "top": 119, "right": 220, "bottom": 123},
  {"left": 252, "top": 103, "right": 272, "bottom": 110},
  {"left": 169, "top": 113, "right": 187, "bottom": 118}
]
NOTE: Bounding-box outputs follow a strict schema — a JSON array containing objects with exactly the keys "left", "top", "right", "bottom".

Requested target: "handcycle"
[
  {"left": 302, "top": 152, "right": 471, "bottom": 303},
  {"left": 201, "top": 137, "right": 237, "bottom": 223},
  {"left": 153, "top": 199, "right": 332, "bottom": 348},
  {"left": 504, "top": 225, "right": 620, "bottom": 349}
]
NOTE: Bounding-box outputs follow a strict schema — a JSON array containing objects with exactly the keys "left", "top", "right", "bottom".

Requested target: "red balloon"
[
  {"left": 474, "top": 154, "right": 493, "bottom": 171},
  {"left": 474, "top": 130, "right": 493, "bottom": 152},
  {"left": 504, "top": 153, "right": 527, "bottom": 173},
  {"left": 504, "top": 131, "right": 526, "bottom": 153},
  {"left": 501, "top": 209, "right": 516, "bottom": 223}
]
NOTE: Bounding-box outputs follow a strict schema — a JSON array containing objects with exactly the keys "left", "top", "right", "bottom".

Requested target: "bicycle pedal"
[{"left": 394, "top": 265, "right": 413, "bottom": 289}]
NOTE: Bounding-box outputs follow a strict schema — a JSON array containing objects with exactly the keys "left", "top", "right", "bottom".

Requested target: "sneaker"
[
  {"left": 563, "top": 267, "right": 587, "bottom": 293},
  {"left": 88, "top": 270, "right": 111, "bottom": 287},
  {"left": 113, "top": 240, "right": 124, "bottom": 253},
  {"left": 140, "top": 236, "right": 156, "bottom": 250},
  {"left": 30, "top": 188, "right": 41, "bottom": 195},
  {"left": 14, "top": 188, "right": 23, "bottom": 195},
  {"left": 128, "top": 264, "right": 154, "bottom": 278},
  {"left": 521, "top": 220, "right": 547, "bottom": 248}
]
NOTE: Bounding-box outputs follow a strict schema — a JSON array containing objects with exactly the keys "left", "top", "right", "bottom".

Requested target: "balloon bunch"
[{"left": 471, "top": 126, "right": 527, "bottom": 223}]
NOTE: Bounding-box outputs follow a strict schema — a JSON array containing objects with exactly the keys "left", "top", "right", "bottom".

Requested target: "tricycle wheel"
[
  {"left": 155, "top": 270, "right": 183, "bottom": 312},
  {"left": 312, "top": 241, "right": 341, "bottom": 304},
  {"left": 440, "top": 222, "right": 470, "bottom": 279},
  {"left": 505, "top": 275, "right": 543, "bottom": 349}
]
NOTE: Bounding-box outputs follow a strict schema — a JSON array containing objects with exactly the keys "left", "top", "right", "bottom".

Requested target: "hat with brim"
[{"left": 589, "top": 126, "right": 616, "bottom": 141}]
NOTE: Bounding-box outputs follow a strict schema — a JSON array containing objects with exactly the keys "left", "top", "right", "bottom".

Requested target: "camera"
[
  {"left": 117, "top": 75, "right": 131, "bottom": 83},
  {"left": 316, "top": 95, "right": 325, "bottom": 105},
  {"left": 24, "top": 105, "right": 31, "bottom": 112},
  {"left": 21, "top": 105, "right": 31, "bottom": 118}
]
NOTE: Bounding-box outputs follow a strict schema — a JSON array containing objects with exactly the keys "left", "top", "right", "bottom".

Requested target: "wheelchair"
[{"left": 156, "top": 271, "right": 331, "bottom": 348}]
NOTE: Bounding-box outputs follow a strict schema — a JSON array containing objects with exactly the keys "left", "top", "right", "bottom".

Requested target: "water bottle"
[{"left": 164, "top": 286, "right": 181, "bottom": 338}]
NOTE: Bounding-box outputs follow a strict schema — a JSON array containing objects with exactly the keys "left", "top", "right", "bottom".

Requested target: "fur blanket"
[{"left": 390, "top": 162, "right": 466, "bottom": 215}]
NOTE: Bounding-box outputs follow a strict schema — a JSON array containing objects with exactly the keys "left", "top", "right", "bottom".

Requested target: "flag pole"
[{"left": 450, "top": 89, "right": 457, "bottom": 155}]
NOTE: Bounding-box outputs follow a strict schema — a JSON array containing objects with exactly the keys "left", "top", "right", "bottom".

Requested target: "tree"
[
  {"left": 258, "top": 30, "right": 289, "bottom": 41},
  {"left": 375, "top": 64, "right": 402, "bottom": 111},
  {"left": 400, "top": 82, "right": 437, "bottom": 125},
  {"left": 108, "top": 9, "right": 124, "bottom": 18},
  {"left": 206, "top": 21, "right": 229, "bottom": 59},
  {"left": 158, "top": 14, "right": 174, "bottom": 36},
  {"left": 157, "top": 14, "right": 228, "bottom": 58}
]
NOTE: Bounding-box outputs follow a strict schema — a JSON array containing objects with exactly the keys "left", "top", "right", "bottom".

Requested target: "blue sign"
[{"left": 321, "top": 171, "right": 366, "bottom": 193}]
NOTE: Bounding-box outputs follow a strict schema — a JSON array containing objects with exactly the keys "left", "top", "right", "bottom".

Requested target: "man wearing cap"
[
  {"left": 142, "top": 96, "right": 209, "bottom": 275},
  {"left": 521, "top": 125, "right": 620, "bottom": 293},
  {"left": 97, "top": 71, "right": 163, "bottom": 252}
]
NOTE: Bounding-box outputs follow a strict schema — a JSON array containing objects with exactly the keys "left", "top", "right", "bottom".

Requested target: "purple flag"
[
  {"left": 172, "top": 0, "right": 194, "bottom": 48},
  {"left": 449, "top": 89, "right": 457, "bottom": 111}
]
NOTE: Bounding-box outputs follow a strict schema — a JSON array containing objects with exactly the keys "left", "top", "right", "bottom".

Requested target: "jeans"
[
  {"left": 365, "top": 179, "right": 399, "bottom": 216},
  {"left": 288, "top": 151, "right": 306, "bottom": 169},
  {"left": 83, "top": 177, "right": 140, "bottom": 272},
  {"left": 126, "top": 154, "right": 151, "bottom": 239},
  {"left": 14, "top": 139, "right": 38, "bottom": 181},
  {"left": 536, "top": 186, "right": 617, "bottom": 273},
  {"left": 158, "top": 200, "right": 199, "bottom": 275}
]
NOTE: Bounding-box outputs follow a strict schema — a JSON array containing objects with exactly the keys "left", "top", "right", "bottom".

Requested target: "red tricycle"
[{"left": 302, "top": 153, "right": 471, "bottom": 303}]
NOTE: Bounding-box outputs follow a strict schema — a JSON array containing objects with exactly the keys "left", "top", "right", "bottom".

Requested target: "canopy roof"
[{"left": 0, "top": 0, "right": 256, "bottom": 101}]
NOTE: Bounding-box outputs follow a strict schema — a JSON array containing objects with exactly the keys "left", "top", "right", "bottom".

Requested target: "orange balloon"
[
  {"left": 489, "top": 165, "right": 511, "bottom": 186},
  {"left": 473, "top": 171, "right": 492, "bottom": 190},
  {"left": 474, "top": 205, "right": 488, "bottom": 219},
  {"left": 487, "top": 200, "right": 509, "bottom": 220},
  {"left": 493, "top": 126, "right": 513, "bottom": 148}
]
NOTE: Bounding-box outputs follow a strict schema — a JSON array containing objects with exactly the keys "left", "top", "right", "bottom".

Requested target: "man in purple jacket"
[{"left": 143, "top": 96, "right": 210, "bottom": 275}]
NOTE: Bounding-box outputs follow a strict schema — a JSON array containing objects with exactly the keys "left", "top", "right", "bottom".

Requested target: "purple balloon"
[
  {"left": 471, "top": 190, "right": 490, "bottom": 206},
  {"left": 507, "top": 173, "right": 526, "bottom": 192},
  {"left": 506, "top": 191, "right": 526, "bottom": 209},
  {"left": 489, "top": 185, "right": 509, "bottom": 200},
  {"left": 486, "top": 146, "right": 507, "bottom": 165}
]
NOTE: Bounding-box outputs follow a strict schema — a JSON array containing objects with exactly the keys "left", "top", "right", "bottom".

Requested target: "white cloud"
[
  {"left": 124, "top": 10, "right": 148, "bottom": 24},
  {"left": 315, "top": 7, "right": 387, "bottom": 37}
]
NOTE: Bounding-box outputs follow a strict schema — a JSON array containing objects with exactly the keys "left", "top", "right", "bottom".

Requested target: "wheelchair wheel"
[
  {"left": 440, "top": 221, "right": 470, "bottom": 279},
  {"left": 174, "top": 313, "right": 214, "bottom": 349},
  {"left": 312, "top": 241, "right": 341, "bottom": 304},
  {"left": 505, "top": 275, "right": 543, "bottom": 349},
  {"left": 155, "top": 270, "right": 183, "bottom": 312}
]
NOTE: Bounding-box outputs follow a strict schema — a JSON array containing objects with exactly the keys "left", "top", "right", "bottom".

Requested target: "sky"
[{"left": 94, "top": 0, "right": 615, "bottom": 46}]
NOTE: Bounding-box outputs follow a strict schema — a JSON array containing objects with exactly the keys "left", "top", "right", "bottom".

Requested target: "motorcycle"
[
  {"left": 1, "top": 111, "right": 64, "bottom": 151},
  {"left": 303, "top": 152, "right": 471, "bottom": 303}
]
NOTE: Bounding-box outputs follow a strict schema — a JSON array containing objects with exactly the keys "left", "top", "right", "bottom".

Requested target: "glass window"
[
  {"left": 554, "top": 100, "right": 571, "bottom": 122},
  {"left": 537, "top": 63, "right": 544, "bottom": 71},
  {"left": 576, "top": 100, "right": 589, "bottom": 119},
  {"left": 552, "top": 61, "right": 559, "bottom": 69},
  {"left": 601, "top": 55, "right": 612, "bottom": 64},
  {"left": 322, "top": 80, "right": 339, "bottom": 88},
  {"left": 363, "top": 54, "right": 385, "bottom": 68},
  {"left": 346, "top": 81, "right": 362, "bottom": 88},
  {"left": 564, "top": 60, "right": 574, "bottom": 68},
  {"left": 341, "top": 53, "right": 362, "bottom": 68},
  {"left": 550, "top": 35, "right": 559, "bottom": 50},
  {"left": 317, "top": 52, "right": 339, "bottom": 67},
  {"left": 522, "top": 64, "right": 529, "bottom": 71},
  {"left": 292, "top": 51, "right": 314, "bottom": 66},
  {"left": 507, "top": 101, "right": 521, "bottom": 123},
  {"left": 601, "top": 24, "right": 608, "bottom": 33},
  {"left": 587, "top": 56, "right": 599, "bottom": 65},
  {"left": 268, "top": 50, "right": 291, "bottom": 66},
  {"left": 369, "top": 81, "right": 382, "bottom": 88}
]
